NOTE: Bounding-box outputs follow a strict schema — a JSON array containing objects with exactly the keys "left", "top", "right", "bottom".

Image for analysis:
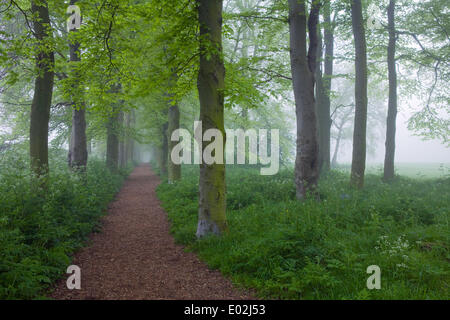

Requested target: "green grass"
[
  {"left": 391, "top": 163, "right": 449, "bottom": 179},
  {"left": 348, "top": 163, "right": 449, "bottom": 179},
  {"left": 157, "top": 165, "right": 450, "bottom": 300},
  {"left": 0, "top": 147, "right": 132, "bottom": 299}
]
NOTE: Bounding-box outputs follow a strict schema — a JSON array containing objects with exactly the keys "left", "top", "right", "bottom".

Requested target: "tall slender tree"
[
  {"left": 383, "top": 0, "right": 397, "bottom": 182},
  {"left": 288, "top": 0, "right": 321, "bottom": 199},
  {"left": 350, "top": 0, "right": 368, "bottom": 188},
  {"left": 126, "top": 111, "right": 135, "bottom": 164},
  {"left": 106, "top": 85, "right": 121, "bottom": 172},
  {"left": 168, "top": 104, "right": 181, "bottom": 183},
  {"left": 321, "top": 0, "right": 334, "bottom": 172},
  {"left": 196, "top": 0, "right": 227, "bottom": 237},
  {"left": 167, "top": 72, "right": 181, "bottom": 183},
  {"left": 106, "top": 109, "right": 120, "bottom": 171},
  {"left": 118, "top": 111, "right": 126, "bottom": 168},
  {"left": 30, "top": 0, "right": 55, "bottom": 177},
  {"left": 159, "top": 121, "right": 168, "bottom": 174},
  {"left": 68, "top": 0, "right": 88, "bottom": 170},
  {"left": 316, "top": 24, "right": 327, "bottom": 172},
  {"left": 316, "top": 13, "right": 334, "bottom": 174}
]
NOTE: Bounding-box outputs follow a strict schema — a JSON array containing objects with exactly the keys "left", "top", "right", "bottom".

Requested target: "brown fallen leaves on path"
[{"left": 50, "top": 165, "right": 253, "bottom": 300}]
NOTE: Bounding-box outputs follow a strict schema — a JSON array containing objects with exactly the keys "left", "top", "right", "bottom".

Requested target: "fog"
[
  {"left": 2, "top": 112, "right": 448, "bottom": 165},
  {"left": 336, "top": 111, "right": 450, "bottom": 164}
]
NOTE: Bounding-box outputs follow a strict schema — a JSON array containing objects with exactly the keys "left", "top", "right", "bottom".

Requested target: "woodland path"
[{"left": 51, "top": 165, "right": 252, "bottom": 300}]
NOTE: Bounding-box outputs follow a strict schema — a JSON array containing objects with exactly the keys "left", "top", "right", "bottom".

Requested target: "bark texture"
[
  {"left": 69, "top": 107, "right": 87, "bottom": 169},
  {"left": 383, "top": 0, "right": 397, "bottom": 182},
  {"left": 68, "top": 0, "right": 87, "bottom": 170},
  {"left": 30, "top": 0, "right": 55, "bottom": 177},
  {"left": 288, "top": 0, "right": 321, "bottom": 200},
  {"left": 350, "top": 0, "right": 368, "bottom": 188},
  {"left": 196, "top": 0, "right": 227, "bottom": 238}
]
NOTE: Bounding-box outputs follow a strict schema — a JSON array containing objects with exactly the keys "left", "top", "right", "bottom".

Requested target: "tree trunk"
[
  {"left": 118, "top": 111, "right": 126, "bottom": 168},
  {"left": 315, "top": 25, "right": 328, "bottom": 174},
  {"left": 70, "top": 107, "right": 87, "bottom": 170},
  {"left": 124, "top": 112, "right": 130, "bottom": 165},
  {"left": 288, "top": 0, "right": 321, "bottom": 200},
  {"left": 68, "top": 0, "right": 87, "bottom": 170},
  {"left": 350, "top": 0, "right": 368, "bottom": 188},
  {"left": 159, "top": 122, "right": 168, "bottom": 174},
  {"left": 127, "top": 110, "right": 135, "bottom": 164},
  {"left": 331, "top": 131, "right": 341, "bottom": 169},
  {"left": 383, "top": 0, "right": 397, "bottom": 182},
  {"left": 332, "top": 107, "right": 353, "bottom": 168},
  {"left": 196, "top": 0, "right": 227, "bottom": 238},
  {"left": 68, "top": 124, "right": 73, "bottom": 166},
  {"left": 30, "top": 0, "right": 55, "bottom": 177},
  {"left": 168, "top": 104, "right": 181, "bottom": 183},
  {"left": 87, "top": 138, "right": 92, "bottom": 154},
  {"left": 322, "top": 1, "right": 334, "bottom": 172},
  {"left": 106, "top": 106, "right": 120, "bottom": 172}
]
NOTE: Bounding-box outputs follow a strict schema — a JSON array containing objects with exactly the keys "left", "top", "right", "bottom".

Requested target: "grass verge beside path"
[
  {"left": 157, "top": 165, "right": 449, "bottom": 300},
  {"left": 0, "top": 149, "right": 132, "bottom": 299}
]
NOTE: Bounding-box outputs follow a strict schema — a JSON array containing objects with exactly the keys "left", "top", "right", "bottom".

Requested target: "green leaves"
[
  {"left": 158, "top": 165, "right": 450, "bottom": 299},
  {"left": 0, "top": 149, "right": 130, "bottom": 299}
]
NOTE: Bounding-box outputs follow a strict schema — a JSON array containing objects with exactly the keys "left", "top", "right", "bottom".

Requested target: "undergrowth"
[
  {"left": 0, "top": 147, "right": 131, "bottom": 299},
  {"left": 157, "top": 165, "right": 449, "bottom": 300}
]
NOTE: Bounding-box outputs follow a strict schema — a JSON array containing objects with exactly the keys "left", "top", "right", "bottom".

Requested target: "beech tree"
[
  {"left": 106, "top": 110, "right": 120, "bottom": 171},
  {"left": 319, "top": 0, "right": 335, "bottom": 172},
  {"left": 106, "top": 85, "right": 122, "bottom": 172},
  {"left": 383, "top": 0, "right": 397, "bottom": 182},
  {"left": 126, "top": 111, "right": 135, "bottom": 164},
  {"left": 350, "top": 0, "right": 368, "bottom": 189},
  {"left": 159, "top": 120, "right": 168, "bottom": 175},
  {"left": 119, "top": 111, "right": 126, "bottom": 168},
  {"left": 196, "top": 0, "right": 227, "bottom": 237},
  {"left": 168, "top": 104, "right": 181, "bottom": 183},
  {"left": 67, "top": 0, "right": 88, "bottom": 170},
  {"left": 29, "top": 0, "right": 55, "bottom": 177},
  {"left": 288, "top": 0, "right": 321, "bottom": 199}
]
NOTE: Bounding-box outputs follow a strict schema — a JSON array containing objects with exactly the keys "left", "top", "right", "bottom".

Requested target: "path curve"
[{"left": 51, "top": 165, "right": 252, "bottom": 300}]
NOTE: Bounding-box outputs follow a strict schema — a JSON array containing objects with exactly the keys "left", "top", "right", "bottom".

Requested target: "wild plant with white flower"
[{"left": 375, "top": 235, "right": 411, "bottom": 269}]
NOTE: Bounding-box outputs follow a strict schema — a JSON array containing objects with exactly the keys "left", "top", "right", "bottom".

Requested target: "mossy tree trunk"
[
  {"left": 30, "top": 0, "right": 55, "bottom": 178},
  {"left": 350, "top": 0, "right": 368, "bottom": 189},
  {"left": 196, "top": 0, "right": 227, "bottom": 238}
]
